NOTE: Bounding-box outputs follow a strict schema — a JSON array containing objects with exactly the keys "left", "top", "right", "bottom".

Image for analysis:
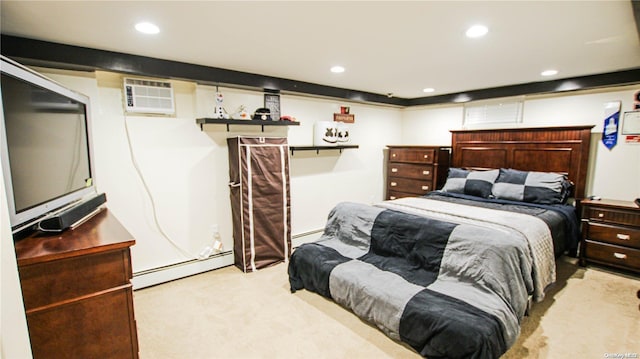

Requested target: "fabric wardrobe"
[{"left": 227, "top": 136, "right": 291, "bottom": 272}]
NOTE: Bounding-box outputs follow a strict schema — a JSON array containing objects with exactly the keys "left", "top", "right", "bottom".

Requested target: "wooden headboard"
[{"left": 450, "top": 126, "right": 594, "bottom": 200}]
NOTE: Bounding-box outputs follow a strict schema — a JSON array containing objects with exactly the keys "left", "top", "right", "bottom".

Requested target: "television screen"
[{"left": 1, "top": 56, "right": 96, "bottom": 232}]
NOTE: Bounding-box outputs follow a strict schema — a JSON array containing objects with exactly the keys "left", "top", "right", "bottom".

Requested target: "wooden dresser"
[
  {"left": 14, "top": 209, "right": 139, "bottom": 359},
  {"left": 580, "top": 199, "right": 640, "bottom": 274},
  {"left": 386, "top": 146, "right": 451, "bottom": 200}
]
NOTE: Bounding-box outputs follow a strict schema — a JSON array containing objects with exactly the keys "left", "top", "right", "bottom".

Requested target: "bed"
[{"left": 288, "top": 126, "right": 593, "bottom": 359}]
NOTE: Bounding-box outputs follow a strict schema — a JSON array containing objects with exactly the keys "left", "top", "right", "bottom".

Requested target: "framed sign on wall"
[
  {"left": 264, "top": 93, "right": 280, "bottom": 121},
  {"left": 622, "top": 110, "right": 640, "bottom": 135}
]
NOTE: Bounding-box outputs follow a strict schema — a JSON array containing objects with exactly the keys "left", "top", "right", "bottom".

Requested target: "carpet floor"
[{"left": 134, "top": 256, "right": 640, "bottom": 358}]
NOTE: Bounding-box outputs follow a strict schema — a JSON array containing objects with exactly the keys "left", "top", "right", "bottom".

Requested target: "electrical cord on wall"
[{"left": 120, "top": 101, "right": 199, "bottom": 260}]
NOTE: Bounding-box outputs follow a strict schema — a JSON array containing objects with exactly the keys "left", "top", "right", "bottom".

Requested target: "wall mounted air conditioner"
[{"left": 123, "top": 78, "right": 175, "bottom": 115}]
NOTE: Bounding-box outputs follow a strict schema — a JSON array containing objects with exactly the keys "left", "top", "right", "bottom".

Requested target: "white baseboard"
[
  {"left": 292, "top": 228, "right": 323, "bottom": 248},
  {"left": 132, "top": 251, "right": 234, "bottom": 290},
  {"left": 132, "top": 229, "right": 322, "bottom": 290}
]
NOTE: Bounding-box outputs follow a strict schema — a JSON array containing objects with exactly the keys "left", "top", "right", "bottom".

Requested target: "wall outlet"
[{"left": 210, "top": 224, "right": 219, "bottom": 235}]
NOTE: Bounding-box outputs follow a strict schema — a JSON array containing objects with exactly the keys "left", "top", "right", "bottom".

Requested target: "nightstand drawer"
[
  {"left": 387, "top": 177, "right": 432, "bottom": 194},
  {"left": 388, "top": 163, "right": 434, "bottom": 180},
  {"left": 584, "top": 240, "right": 640, "bottom": 271},
  {"left": 389, "top": 148, "right": 435, "bottom": 164},
  {"left": 587, "top": 223, "right": 640, "bottom": 249},
  {"left": 587, "top": 207, "right": 640, "bottom": 227}
]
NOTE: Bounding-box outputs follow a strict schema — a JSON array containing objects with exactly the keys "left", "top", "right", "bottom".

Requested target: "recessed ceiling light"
[
  {"left": 541, "top": 69, "right": 558, "bottom": 77},
  {"left": 423, "top": 88, "right": 435, "bottom": 93},
  {"left": 466, "top": 25, "right": 488, "bottom": 38},
  {"left": 135, "top": 22, "right": 160, "bottom": 35},
  {"left": 330, "top": 66, "right": 345, "bottom": 73}
]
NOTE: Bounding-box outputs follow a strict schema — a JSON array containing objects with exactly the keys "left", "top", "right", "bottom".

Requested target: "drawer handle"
[
  {"left": 391, "top": 168, "right": 398, "bottom": 173},
  {"left": 616, "top": 233, "right": 630, "bottom": 240},
  {"left": 392, "top": 153, "right": 396, "bottom": 157},
  {"left": 389, "top": 196, "right": 396, "bottom": 200},
  {"left": 597, "top": 212, "right": 604, "bottom": 218},
  {"left": 423, "top": 155, "right": 429, "bottom": 159},
  {"left": 390, "top": 182, "right": 397, "bottom": 187},
  {"left": 423, "top": 170, "right": 430, "bottom": 175},
  {"left": 421, "top": 185, "right": 429, "bottom": 190},
  {"left": 613, "top": 252, "right": 627, "bottom": 260}
]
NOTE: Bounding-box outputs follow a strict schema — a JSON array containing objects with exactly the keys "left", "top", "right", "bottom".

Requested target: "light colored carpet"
[{"left": 134, "top": 256, "right": 640, "bottom": 358}]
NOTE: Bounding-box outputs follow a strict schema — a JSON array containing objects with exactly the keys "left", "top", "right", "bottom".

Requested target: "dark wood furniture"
[
  {"left": 579, "top": 199, "right": 640, "bottom": 274},
  {"left": 14, "top": 209, "right": 139, "bottom": 359},
  {"left": 386, "top": 146, "right": 451, "bottom": 200},
  {"left": 196, "top": 117, "right": 300, "bottom": 131},
  {"left": 450, "top": 125, "right": 593, "bottom": 200}
]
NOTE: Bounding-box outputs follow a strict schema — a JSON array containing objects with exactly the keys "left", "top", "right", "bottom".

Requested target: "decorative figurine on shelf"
[
  {"left": 212, "top": 92, "right": 230, "bottom": 119},
  {"left": 252, "top": 107, "right": 272, "bottom": 121},
  {"left": 232, "top": 105, "right": 251, "bottom": 120}
]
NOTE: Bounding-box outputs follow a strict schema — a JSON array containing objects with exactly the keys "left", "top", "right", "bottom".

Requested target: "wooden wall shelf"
[
  {"left": 290, "top": 145, "right": 359, "bottom": 155},
  {"left": 196, "top": 118, "right": 300, "bottom": 131}
]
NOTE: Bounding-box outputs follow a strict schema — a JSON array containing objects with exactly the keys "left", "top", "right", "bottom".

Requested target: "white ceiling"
[{"left": 2, "top": 1, "right": 640, "bottom": 99}]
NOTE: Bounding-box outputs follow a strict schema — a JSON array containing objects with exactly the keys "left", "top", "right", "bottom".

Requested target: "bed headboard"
[{"left": 450, "top": 126, "right": 594, "bottom": 200}]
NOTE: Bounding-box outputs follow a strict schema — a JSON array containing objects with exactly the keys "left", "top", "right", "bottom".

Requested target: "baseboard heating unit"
[{"left": 132, "top": 250, "right": 233, "bottom": 290}]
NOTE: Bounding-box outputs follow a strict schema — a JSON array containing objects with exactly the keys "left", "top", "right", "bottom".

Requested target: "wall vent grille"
[
  {"left": 463, "top": 98, "right": 523, "bottom": 126},
  {"left": 123, "top": 78, "right": 175, "bottom": 115}
]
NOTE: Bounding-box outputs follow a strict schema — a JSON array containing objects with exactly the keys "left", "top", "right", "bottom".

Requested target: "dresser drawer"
[
  {"left": 587, "top": 222, "right": 640, "bottom": 249},
  {"left": 587, "top": 207, "right": 640, "bottom": 227},
  {"left": 19, "top": 249, "right": 131, "bottom": 311},
  {"left": 584, "top": 240, "right": 640, "bottom": 271},
  {"left": 389, "top": 148, "right": 435, "bottom": 164},
  {"left": 387, "top": 189, "right": 421, "bottom": 200},
  {"left": 388, "top": 163, "right": 434, "bottom": 180},
  {"left": 388, "top": 177, "right": 432, "bottom": 195}
]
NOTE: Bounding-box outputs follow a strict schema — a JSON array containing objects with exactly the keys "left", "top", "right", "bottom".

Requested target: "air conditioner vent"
[{"left": 124, "top": 78, "right": 175, "bottom": 114}]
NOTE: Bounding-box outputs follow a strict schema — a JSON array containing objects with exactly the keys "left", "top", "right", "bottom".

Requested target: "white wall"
[
  {"left": 401, "top": 86, "right": 640, "bottom": 200},
  {"left": 34, "top": 69, "right": 403, "bottom": 275},
  {"left": 1, "top": 164, "right": 32, "bottom": 359},
  {"left": 6, "top": 66, "right": 639, "bottom": 284}
]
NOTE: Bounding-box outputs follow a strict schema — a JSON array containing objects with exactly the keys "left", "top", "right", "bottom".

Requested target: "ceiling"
[{"left": 2, "top": 1, "right": 640, "bottom": 100}]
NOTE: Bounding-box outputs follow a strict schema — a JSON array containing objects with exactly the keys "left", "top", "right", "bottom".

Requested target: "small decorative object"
[
  {"left": 602, "top": 101, "right": 620, "bottom": 150},
  {"left": 334, "top": 106, "right": 355, "bottom": 123},
  {"left": 264, "top": 93, "right": 281, "bottom": 121},
  {"left": 280, "top": 115, "right": 297, "bottom": 122},
  {"left": 212, "top": 92, "right": 230, "bottom": 119},
  {"left": 336, "top": 123, "right": 351, "bottom": 143},
  {"left": 252, "top": 107, "right": 272, "bottom": 120},
  {"left": 314, "top": 121, "right": 339, "bottom": 146},
  {"left": 232, "top": 105, "right": 251, "bottom": 120}
]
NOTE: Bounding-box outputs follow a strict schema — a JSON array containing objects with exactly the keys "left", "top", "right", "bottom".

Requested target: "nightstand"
[{"left": 580, "top": 199, "right": 640, "bottom": 274}]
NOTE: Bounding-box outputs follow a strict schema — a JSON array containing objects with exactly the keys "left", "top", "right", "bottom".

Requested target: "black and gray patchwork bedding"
[{"left": 289, "top": 194, "right": 579, "bottom": 359}]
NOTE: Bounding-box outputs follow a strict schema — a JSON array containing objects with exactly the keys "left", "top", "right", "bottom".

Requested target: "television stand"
[{"left": 14, "top": 209, "right": 139, "bottom": 358}]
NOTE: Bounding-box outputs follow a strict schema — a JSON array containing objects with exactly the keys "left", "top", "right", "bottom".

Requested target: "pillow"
[
  {"left": 491, "top": 168, "right": 570, "bottom": 204},
  {"left": 442, "top": 168, "right": 499, "bottom": 198}
]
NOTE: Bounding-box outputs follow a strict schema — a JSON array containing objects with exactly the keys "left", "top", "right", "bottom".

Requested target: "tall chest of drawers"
[
  {"left": 580, "top": 199, "right": 640, "bottom": 274},
  {"left": 386, "top": 146, "right": 451, "bottom": 200}
]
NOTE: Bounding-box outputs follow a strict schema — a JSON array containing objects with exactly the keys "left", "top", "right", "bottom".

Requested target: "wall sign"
[
  {"left": 602, "top": 101, "right": 620, "bottom": 150},
  {"left": 264, "top": 93, "right": 280, "bottom": 121}
]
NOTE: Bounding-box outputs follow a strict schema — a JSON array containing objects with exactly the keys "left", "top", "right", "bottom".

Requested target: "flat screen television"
[{"left": 1, "top": 56, "right": 98, "bottom": 234}]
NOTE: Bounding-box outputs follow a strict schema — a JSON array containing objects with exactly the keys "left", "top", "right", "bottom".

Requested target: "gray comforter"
[{"left": 289, "top": 194, "right": 569, "bottom": 358}]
